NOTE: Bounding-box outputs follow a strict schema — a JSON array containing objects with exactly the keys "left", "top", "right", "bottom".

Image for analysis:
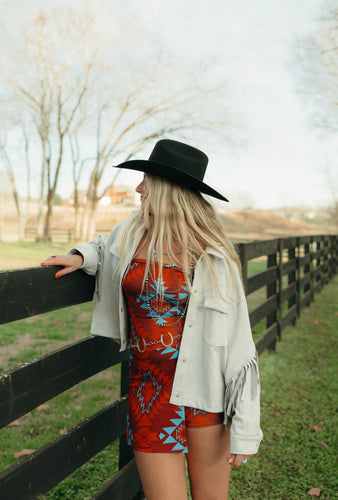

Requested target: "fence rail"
[
  {"left": 24, "top": 227, "right": 111, "bottom": 242},
  {"left": 0, "top": 234, "right": 336, "bottom": 499}
]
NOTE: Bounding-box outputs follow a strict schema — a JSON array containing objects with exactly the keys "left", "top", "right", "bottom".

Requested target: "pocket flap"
[{"left": 204, "top": 296, "right": 233, "bottom": 313}]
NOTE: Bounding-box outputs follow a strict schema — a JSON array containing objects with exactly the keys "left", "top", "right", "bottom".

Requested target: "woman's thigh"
[
  {"left": 186, "top": 424, "right": 231, "bottom": 500},
  {"left": 134, "top": 449, "right": 188, "bottom": 500}
]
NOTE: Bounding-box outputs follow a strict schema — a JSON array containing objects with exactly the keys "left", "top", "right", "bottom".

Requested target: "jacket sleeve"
[
  {"left": 68, "top": 234, "right": 107, "bottom": 303},
  {"left": 68, "top": 213, "right": 137, "bottom": 276},
  {"left": 68, "top": 234, "right": 107, "bottom": 276},
  {"left": 223, "top": 265, "right": 263, "bottom": 455},
  {"left": 67, "top": 214, "right": 137, "bottom": 303}
]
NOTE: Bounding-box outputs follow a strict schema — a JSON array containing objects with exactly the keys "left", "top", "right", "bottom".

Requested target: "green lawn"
[
  {"left": 0, "top": 241, "right": 71, "bottom": 270},
  {"left": 228, "top": 275, "right": 338, "bottom": 499}
]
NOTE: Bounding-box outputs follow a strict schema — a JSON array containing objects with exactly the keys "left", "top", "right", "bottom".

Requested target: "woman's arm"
[
  {"left": 41, "top": 252, "right": 84, "bottom": 279},
  {"left": 41, "top": 233, "right": 108, "bottom": 279}
]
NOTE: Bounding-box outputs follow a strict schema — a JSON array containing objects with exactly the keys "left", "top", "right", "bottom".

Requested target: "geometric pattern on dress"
[
  {"left": 126, "top": 413, "right": 134, "bottom": 446},
  {"left": 137, "top": 277, "right": 189, "bottom": 326},
  {"left": 137, "top": 369, "right": 162, "bottom": 414},
  {"left": 124, "top": 259, "right": 218, "bottom": 454},
  {"left": 159, "top": 406, "right": 188, "bottom": 453},
  {"left": 156, "top": 345, "right": 180, "bottom": 360},
  {"left": 191, "top": 408, "right": 206, "bottom": 416},
  {"left": 127, "top": 350, "right": 175, "bottom": 431}
]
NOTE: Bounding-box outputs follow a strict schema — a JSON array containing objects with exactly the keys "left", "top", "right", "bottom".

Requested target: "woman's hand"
[
  {"left": 227, "top": 454, "right": 253, "bottom": 467},
  {"left": 41, "top": 253, "right": 84, "bottom": 279}
]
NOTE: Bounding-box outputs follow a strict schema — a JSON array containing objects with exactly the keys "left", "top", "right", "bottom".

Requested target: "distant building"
[
  {"left": 68, "top": 190, "right": 88, "bottom": 206},
  {"left": 107, "top": 184, "right": 130, "bottom": 204},
  {"left": 98, "top": 183, "right": 136, "bottom": 206}
]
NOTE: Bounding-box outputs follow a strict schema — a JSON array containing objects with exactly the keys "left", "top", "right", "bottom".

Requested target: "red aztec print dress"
[{"left": 122, "top": 258, "right": 223, "bottom": 453}]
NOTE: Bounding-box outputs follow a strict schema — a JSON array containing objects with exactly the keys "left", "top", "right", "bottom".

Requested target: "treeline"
[{"left": 0, "top": 2, "right": 237, "bottom": 242}]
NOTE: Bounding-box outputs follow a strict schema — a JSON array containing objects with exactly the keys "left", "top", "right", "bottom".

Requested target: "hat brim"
[{"left": 113, "top": 159, "right": 229, "bottom": 202}]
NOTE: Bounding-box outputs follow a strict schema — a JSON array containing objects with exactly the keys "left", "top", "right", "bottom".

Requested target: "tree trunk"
[
  {"left": 81, "top": 191, "right": 98, "bottom": 241},
  {"left": 80, "top": 180, "right": 96, "bottom": 241},
  {"left": 36, "top": 201, "right": 44, "bottom": 242},
  {"left": 72, "top": 181, "right": 82, "bottom": 241},
  {"left": 87, "top": 201, "right": 98, "bottom": 241},
  {"left": 80, "top": 199, "right": 90, "bottom": 241},
  {"left": 18, "top": 212, "right": 26, "bottom": 241},
  {"left": 43, "top": 190, "right": 54, "bottom": 241},
  {"left": 36, "top": 147, "right": 47, "bottom": 242},
  {"left": 9, "top": 174, "right": 25, "bottom": 241},
  {"left": 74, "top": 204, "right": 82, "bottom": 242},
  {"left": 0, "top": 149, "right": 27, "bottom": 241}
]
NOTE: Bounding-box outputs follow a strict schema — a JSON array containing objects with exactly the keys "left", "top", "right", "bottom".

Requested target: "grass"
[
  {"left": 228, "top": 275, "right": 338, "bottom": 500},
  {"left": 0, "top": 243, "right": 337, "bottom": 498},
  {"left": 0, "top": 304, "right": 93, "bottom": 348},
  {"left": 0, "top": 241, "right": 72, "bottom": 270}
]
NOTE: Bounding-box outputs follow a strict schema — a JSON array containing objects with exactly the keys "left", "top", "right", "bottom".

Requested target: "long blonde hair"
[{"left": 119, "top": 174, "right": 241, "bottom": 299}]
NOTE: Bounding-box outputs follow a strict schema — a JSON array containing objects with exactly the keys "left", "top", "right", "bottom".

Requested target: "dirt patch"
[{"left": 0, "top": 334, "right": 33, "bottom": 370}]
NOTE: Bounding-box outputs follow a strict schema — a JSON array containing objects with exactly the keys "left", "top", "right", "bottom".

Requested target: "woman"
[{"left": 42, "top": 139, "right": 263, "bottom": 499}]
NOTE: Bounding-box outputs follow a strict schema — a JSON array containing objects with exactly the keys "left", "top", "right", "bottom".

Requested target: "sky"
[
  {"left": 114, "top": 0, "right": 337, "bottom": 210},
  {"left": 2, "top": 0, "right": 337, "bottom": 210}
]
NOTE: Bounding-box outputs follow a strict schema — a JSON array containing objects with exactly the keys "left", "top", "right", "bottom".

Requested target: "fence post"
[
  {"left": 309, "top": 237, "right": 314, "bottom": 302},
  {"left": 238, "top": 243, "right": 248, "bottom": 295},
  {"left": 278, "top": 239, "right": 283, "bottom": 342},
  {"left": 323, "top": 237, "right": 330, "bottom": 284},
  {"left": 118, "top": 359, "right": 145, "bottom": 499},
  {"left": 267, "top": 252, "right": 277, "bottom": 351},
  {"left": 118, "top": 360, "right": 133, "bottom": 470},
  {"left": 315, "top": 238, "right": 321, "bottom": 292},
  {"left": 304, "top": 241, "right": 310, "bottom": 295},
  {"left": 288, "top": 245, "right": 297, "bottom": 326},
  {"left": 333, "top": 235, "right": 338, "bottom": 276},
  {"left": 328, "top": 236, "right": 333, "bottom": 279},
  {"left": 296, "top": 238, "right": 301, "bottom": 318}
]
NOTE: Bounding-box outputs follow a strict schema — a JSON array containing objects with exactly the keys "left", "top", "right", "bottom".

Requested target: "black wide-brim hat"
[{"left": 113, "top": 139, "right": 229, "bottom": 202}]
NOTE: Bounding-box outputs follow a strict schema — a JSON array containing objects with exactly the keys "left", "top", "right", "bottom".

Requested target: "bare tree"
[
  {"left": 317, "top": 156, "right": 338, "bottom": 222},
  {"left": 77, "top": 59, "right": 236, "bottom": 240},
  {"left": 0, "top": 143, "right": 24, "bottom": 240},
  {"left": 1, "top": 7, "right": 105, "bottom": 240},
  {"left": 0, "top": 1, "right": 242, "bottom": 241},
  {"left": 292, "top": 2, "right": 338, "bottom": 221},
  {"left": 68, "top": 128, "right": 92, "bottom": 241},
  {"left": 0, "top": 114, "right": 31, "bottom": 240}
]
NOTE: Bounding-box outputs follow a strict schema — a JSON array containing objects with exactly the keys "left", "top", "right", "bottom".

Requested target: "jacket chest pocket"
[{"left": 203, "top": 296, "right": 233, "bottom": 346}]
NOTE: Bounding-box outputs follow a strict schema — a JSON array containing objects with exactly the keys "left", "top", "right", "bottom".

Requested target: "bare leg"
[
  {"left": 134, "top": 449, "right": 188, "bottom": 500},
  {"left": 186, "top": 424, "right": 231, "bottom": 500}
]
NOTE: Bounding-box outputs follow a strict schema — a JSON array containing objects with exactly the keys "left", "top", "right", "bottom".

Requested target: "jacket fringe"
[
  {"left": 224, "top": 351, "right": 260, "bottom": 427},
  {"left": 93, "top": 235, "right": 106, "bottom": 304}
]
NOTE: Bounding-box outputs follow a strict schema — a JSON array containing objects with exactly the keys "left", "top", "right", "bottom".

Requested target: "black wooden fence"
[{"left": 0, "top": 234, "right": 336, "bottom": 499}]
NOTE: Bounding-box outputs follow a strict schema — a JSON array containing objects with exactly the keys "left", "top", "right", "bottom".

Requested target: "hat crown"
[{"left": 149, "top": 139, "right": 208, "bottom": 182}]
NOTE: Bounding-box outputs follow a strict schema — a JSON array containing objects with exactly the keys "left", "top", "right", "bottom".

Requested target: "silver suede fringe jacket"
[{"left": 70, "top": 215, "right": 263, "bottom": 455}]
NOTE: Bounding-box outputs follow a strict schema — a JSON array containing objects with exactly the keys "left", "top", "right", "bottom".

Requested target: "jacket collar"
[{"left": 205, "top": 245, "right": 225, "bottom": 259}]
